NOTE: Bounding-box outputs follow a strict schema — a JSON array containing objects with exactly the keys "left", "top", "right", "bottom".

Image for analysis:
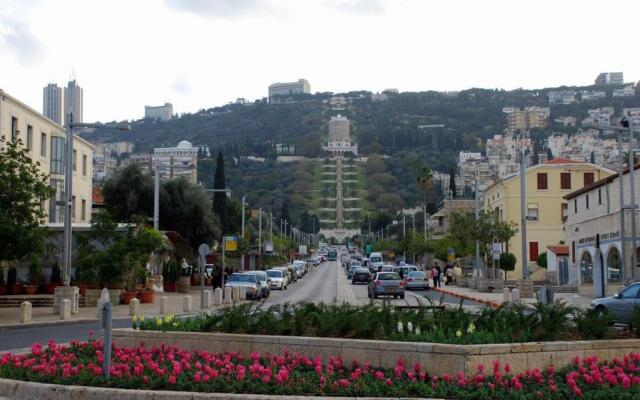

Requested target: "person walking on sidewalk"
[
  {"left": 431, "top": 264, "right": 441, "bottom": 288},
  {"left": 444, "top": 263, "right": 454, "bottom": 285}
]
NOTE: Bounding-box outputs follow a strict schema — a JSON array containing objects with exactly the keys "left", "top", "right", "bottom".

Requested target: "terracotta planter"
[
  {"left": 177, "top": 276, "right": 191, "bottom": 293},
  {"left": 163, "top": 282, "right": 176, "bottom": 292},
  {"left": 137, "top": 291, "right": 155, "bottom": 304},
  {"left": 44, "top": 283, "right": 60, "bottom": 294},
  {"left": 0, "top": 284, "right": 6, "bottom": 295},
  {"left": 10, "top": 284, "right": 23, "bottom": 295},
  {"left": 121, "top": 291, "right": 138, "bottom": 304},
  {"left": 190, "top": 275, "right": 198, "bottom": 286},
  {"left": 24, "top": 285, "right": 38, "bottom": 295}
]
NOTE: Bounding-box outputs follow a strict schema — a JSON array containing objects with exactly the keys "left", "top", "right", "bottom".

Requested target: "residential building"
[
  {"left": 458, "top": 151, "right": 482, "bottom": 164},
  {"left": 371, "top": 93, "right": 388, "bottom": 102},
  {"left": 63, "top": 79, "right": 83, "bottom": 124},
  {"left": 153, "top": 140, "right": 198, "bottom": 184},
  {"left": 564, "top": 164, "right": 640, "bottom": 297},
  {"left": 330, "top": 96, "right": 347, "bottom": 110},
  {"left": 459, "top": 158, "right": 493, "bottom": 193},
  {"left": 623, "top": 108, "right": 640, "bottom": 126},
  {"left": 43, "top": 83, "right": 63, "bottom": 125},
  {"left": 595, "top": 72, "right": 624, "bottom": 86},
  {"left": 0, "top": 89, "right": 94, "bottom": 224},
  {"left": 275, "top": 143, "right": 295, "bottom": 155},
  {"left": 323, "top": 114, "right": 357, "bottom": 155},
  {"left": 580, "top": 90, "right": 606, "bottom": 102},
  {"left": 429, "top": 197, "right": 475, "bottom": 239},
  {"left": 613, "top": 86, "right": 636, "bottom": 98},
  {"left": 503, "top": 107, "right": 550, "bottom": 131},
  {"left": 548, "top": 90, "right": 576, "bottom": 105},
  {"left": 483, "top": 159, "right": 614, "bottom": 281},
  {"left": 92, "top": 155, "right": 117, "bottom": 183},
  {"left": 582, "top": 107, "right": 614, "bottom": 128},
  {"left": 144, "top": 103, "right": 173, "bottom": 121},
  {"left": 382, "top": 88, "right": 399, "bottom": 95},
  {"left": 553, "top": 116, "right": 577, "bottom": 127},
  {"left": 94, "top": 141, "right": 134, "bottom": 157},
  {"left": 486, "top": 133, "right": 532, "bottom": 178},
  {"left": 268, "top": 79, "right": 310, "bottom": 99}
]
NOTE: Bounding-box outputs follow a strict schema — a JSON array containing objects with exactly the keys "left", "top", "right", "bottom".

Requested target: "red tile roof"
[
  {"left": 547, "top": 245, "right": 569, "bottom": 256},
  {"left": 543, "top": 158, "right": 584, "bottom": 165}
]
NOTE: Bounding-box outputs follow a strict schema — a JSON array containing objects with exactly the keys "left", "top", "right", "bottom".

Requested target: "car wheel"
[{"left": 400, "top": 294, "right": 405, "bottom": 299}]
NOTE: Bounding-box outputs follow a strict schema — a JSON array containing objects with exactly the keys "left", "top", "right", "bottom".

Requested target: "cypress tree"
[
  {"left": 213, "top": 151, "right": 228, "bottom": 234},
  {"left": 449, "top": 167, "right": 457, "bottom": 198}
]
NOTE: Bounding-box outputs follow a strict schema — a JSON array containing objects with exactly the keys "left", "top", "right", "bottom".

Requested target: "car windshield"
[
  {"left": 377, "top": 273, "right": 401, "bottom": 281},
  {"left": 247, "top": 273, "right": 266, "bottom": 282},
  {"left": 228, "top": 274, "right": 256, "bottom": 283},
  {"left": 267, "top": 270, "right": 282, "bottom": 278},
  {"left": 408, "top": 271, "right": 426, "bottom": 278},
  {"left": 355, "top": 268, "right": 369, "bottom": 273}
]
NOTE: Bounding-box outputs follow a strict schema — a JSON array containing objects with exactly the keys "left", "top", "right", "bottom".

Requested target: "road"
[{"left": 0, "top": 260, "right": 485, "bottom": 351}]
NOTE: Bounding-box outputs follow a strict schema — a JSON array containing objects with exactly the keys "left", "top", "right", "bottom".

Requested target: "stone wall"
[{"left": 112, "top": 329, "right": 640, "bottom": 376}]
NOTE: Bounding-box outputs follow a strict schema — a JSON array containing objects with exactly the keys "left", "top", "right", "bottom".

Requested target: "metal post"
[
  {"left": 520, "top": 131, "right": 529, "bottom": 279},
  {"left": 258, "top": 208, "right": 262, "bottom": 254},
  {"left": 403, "top": 214, "right": 406, "bottom": 237},
  {"left": 270, "top": 212, "right": 273, "bottom": 243},
  {"left": 475, "top": 169, "right": 481, "bottom": 276},
  {"left": 101, "top": 302, "right": 112, "bottom": 378},
  {"left": 241, "top": 196, "right": 246, "bottom": 238},
  {"left": 154, "top": 158, "right": 159, "bottom": 230},
  {"left": 628, "top": 118, "right": 637, "bottom": 282},
  {"left": 423, "top": 203, "right": 427, "bottom": 243},
  {"left": 63, "top": 112, "right": 74, "bottom": 286},
  {"left": 221, "top": 237, "right": 226, "bottom": 293},
  {"left": 199, "top": 251, "right": 205, "bottom": 309},
  {"left": 618, "top": 130, "right": 627, "bottom": 282}
]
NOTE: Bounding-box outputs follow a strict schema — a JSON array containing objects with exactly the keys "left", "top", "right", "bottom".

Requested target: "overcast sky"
[{"left": 1, "top": 0, "right": 638, "bottom": 122}]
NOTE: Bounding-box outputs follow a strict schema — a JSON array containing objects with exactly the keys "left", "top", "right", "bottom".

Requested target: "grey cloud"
[
  {"left": 171, "top": 78, "right": 191, "bottom": 95},
  {"left": 166, "top": 0, "right": 273, "bottom": 19},
  {"left": 327, "top": 0, "right": 385, "bottom": 15},
  {"left": 0, "top": 14, "right": 45, "bottom": 65}
]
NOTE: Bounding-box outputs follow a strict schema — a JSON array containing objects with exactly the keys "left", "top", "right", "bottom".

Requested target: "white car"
[{"left": 266, "top": 269, "right": 288, "bottom": 290}]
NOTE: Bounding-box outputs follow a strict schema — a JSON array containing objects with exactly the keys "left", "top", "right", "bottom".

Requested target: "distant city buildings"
[
  {"left": 595, "top": 72, "right": 624, "bottom": 86},
  {"left": 580, "top": 90, "right": 606, "bottom": 102},
  {"left": 275, "top": 143, "right": 295, "bottom": 155},
  {"left": 144, "top": 103, "right": 173, "bottom": 121},
  {"left": 371, "top": 93, "right": 388, "bottom": 102},
  {"left": 503, "top": 107, "right": 550, "bottom": 131},
  {"left": 153, "top": 140, "right": 198, "bottom": 184},
  {"left": 582, "top": 107, "right": 614, "bottom": 128},
  {"left": 94, "top": 141, "right": 135, "bottom": 157},
  {"left": 382, "top": 88, "right": 399, "bottom": 95},
  {"left": 268, "top": 79, "right": 310, "bottom": 99},
  {"left": 64, "top": 79, "right": 83, "bottom": 123},
  {"left": 554, "top": 116, "right": 577, "bottom": 127},
  {"left": 613, "top": 86, "right": 636, "bottom": 98},
  {"left": 43, "top": 83, "right": 63, "bottom": 125},
  {"left": 548, "top": 90, "right": 576, "bottom": 105},
  {"left": 545, "top": 132, "right": 622, "bottom": 169},
  {"left": 330, "top": 96, "right": 347, "bottom": 110}
]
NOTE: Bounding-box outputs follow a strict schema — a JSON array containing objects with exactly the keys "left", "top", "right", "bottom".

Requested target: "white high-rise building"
[
  {"left": 268, "top": 79, "right": 310, "bottom": 99},
  {"left": 64, "top": 79, "right": 83, "bottom": 124},
  {"left": 43, "top": 83, "right": 63, "bottom": 125}
]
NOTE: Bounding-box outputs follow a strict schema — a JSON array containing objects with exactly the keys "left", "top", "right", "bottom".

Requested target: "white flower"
[
  {"left": 415, "top": 326, "right": 421, "bottom": 335},
  {"left": 397, "top": 321, "right": 404, "bottom": 333},
  {"left": 407, "top": 322, "right": 413, "bottom": 333}
]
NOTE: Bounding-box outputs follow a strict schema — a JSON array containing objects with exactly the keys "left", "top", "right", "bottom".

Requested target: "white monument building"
[{"left": 322, "top": 115, "right": 357, "bottom": 155}]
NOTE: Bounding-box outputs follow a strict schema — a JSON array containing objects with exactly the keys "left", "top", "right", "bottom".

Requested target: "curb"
[
  {"left": 432, "top": 288, "right": 501, "bottom": 308},
  {"left": 0, "top": 318, "right": 101, "bottom": 331}
]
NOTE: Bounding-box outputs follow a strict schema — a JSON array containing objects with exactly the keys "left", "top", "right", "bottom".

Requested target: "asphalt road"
[{"left": 262, "top": 261, "right": 337, "bottom": 305}]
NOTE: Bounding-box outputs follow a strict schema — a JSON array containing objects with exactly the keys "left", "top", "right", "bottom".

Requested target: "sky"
[{"left": 1, "top": 0, "right": 638, "bottom": 122}]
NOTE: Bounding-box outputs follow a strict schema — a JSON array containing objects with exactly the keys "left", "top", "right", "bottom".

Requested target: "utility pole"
[
  {"left": 269, "top": 212, "right": 273, "bottom": 244},
  {"left": 475, "top": 168, "right": 481, "bottom": 276},
  {"left": 154, "top": 158, "right": 159, "bottom": 230},
  {"left": 241, "top": 196, "right": 246, "bottom": 238},
  {"left": 519, "top": 130, "right": 529, "bottom": 280},
  {"left": 423, "top": 204, "right": 427, "bottom": 243},
  {"left": 626, "top": 116, "right": 637, "bottom": 281},
  {"left": 403, "top": 214, "right": 406, "bottom": 237},
  {"left": 618, "top": 129, "right": 627, "bottom": 283},
  {"left": 258, "top": 208, "right": 262, "bottom": 254}
]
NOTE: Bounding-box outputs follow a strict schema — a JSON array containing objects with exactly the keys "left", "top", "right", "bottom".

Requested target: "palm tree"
[{"left": 416, "top": 166, "right": 433, "bottom": 202}]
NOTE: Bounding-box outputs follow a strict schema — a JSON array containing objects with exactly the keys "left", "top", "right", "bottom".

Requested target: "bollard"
[
  {"left": 213, "top": 288, "right": 223, "bottom": 306},
  {"left": 502, "top": 287, "right": 511, "bottom": 303},
  {"left": 183, "top": 295, "right": 192, "bottom": 312},
  {"left": 20, "top": 301, "right": 32, "bottom": 323},
  {"left": 60, "top": 299, "right": 71, "bottom": 320},
  {"left": 232, "top": 287, "right": 240, "bottom": 302},
  {"left": 159, "top": 296, "right": 169, "bottom": 314},
  {"left": 129, "top": 298, "right": 140, "bottom": 316},
  {"left": 97, "top": 288, "right": 111, "bottom": 319},
  {"left": 511, "top": 288, "right": 520, "bottom": 302},
  {"left": 101, "top": 302, "right": 112, "bottom": 378},
  {"left": 223, "top": 287, "right": 232, "bottom": 304},
  {"left": 238, "top": 287, "right": 247, "bottom": 301},
  {"left": 202, "top": 290, "right": 212, "bottom": 309}
]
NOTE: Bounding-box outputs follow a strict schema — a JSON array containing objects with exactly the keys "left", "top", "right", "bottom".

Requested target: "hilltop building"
[
  {"left": 268, "top": 79, "right": 310, "bottom": 99},
  {"left": 322, "top": 115, "right": 357, "bottom": 155},
  {"left": 145, "top": 103, "right": 173, "bottom": 121},
  {"left": 595, "top": 72, "right": 623, "bottom": 86},
  {"left": 503, "top": 107, "right": 550, "bottom": 131},
  {"left": 43, "top": 83, "right": 63, "bottom": 125}
]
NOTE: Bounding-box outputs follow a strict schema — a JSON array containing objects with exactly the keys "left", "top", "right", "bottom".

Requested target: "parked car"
[
  {"left": 292, "top": 263, "right": 305, "bottom": 278},
  {"left": 368, "top": 272, "right": 405, "bottom": 299},
  {"left": 245, "top": 271, "right": 270, "bottom": 298},
  {"left": 591, "top": 283, "right": 640, "bottom": 322},
  {"left": 225, "top": 273, "right": 261, "bottom": 300},
  {"left": 351, "top": 268, "right": 371, "bottom": 284},
  {"left": 393, "top": 265, "right": 418, "bottom": 279},
  {"left": 266, "top": 269, "right": 288, "bottom": 290},
  {"left": 285, "top": 265, "right": 298, "bottom": 282},
  {"left": 404, "top": 271, "right": 429, "bottom": 290}
]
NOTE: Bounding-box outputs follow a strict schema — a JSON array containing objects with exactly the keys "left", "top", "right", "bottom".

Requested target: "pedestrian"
[
  {"left": 446, "top": 263, "right": 454, "bottom": 285},
  {"left": 431, "top": 264, "right": 440, "bottom": 288}
]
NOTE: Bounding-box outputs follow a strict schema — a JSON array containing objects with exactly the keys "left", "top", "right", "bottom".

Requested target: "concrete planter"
[
  {"left": 112, "top": 328, "right": 640, "bottom": 377},
  {"left": 84, "top": 289, "right": 121, "bottom": 307}
]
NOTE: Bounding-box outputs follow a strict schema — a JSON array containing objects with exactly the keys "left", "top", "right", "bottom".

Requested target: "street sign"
[
  {"left": 299, "top": 245, "right": 307, "bottom": 255},
  {"left": 265, "top": 241, "right": 274, "bottom": 253},
  {"left": 492, "top": 241, "right": 501, "bottom": 261},
  {"left": 224, "top": 236, "right": 238, "bottom": 251},
  {"left": 447, "top": 247, "right": 455, "bottom": 262},
  {"left": 198, "top": 244, "right": 210, "bottom": 257}
]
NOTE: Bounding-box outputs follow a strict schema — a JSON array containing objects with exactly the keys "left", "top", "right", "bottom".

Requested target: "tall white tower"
[
  {"left": 43, "top": 83, "right": 63, "bottom": 125},
  {"left": 64, "top": 79, "right": 83, "bottom": 124}
]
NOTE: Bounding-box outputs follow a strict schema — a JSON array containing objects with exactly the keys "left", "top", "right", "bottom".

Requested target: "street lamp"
[{"left": 62, "top": 114, "right": 130, "bottom": 287}]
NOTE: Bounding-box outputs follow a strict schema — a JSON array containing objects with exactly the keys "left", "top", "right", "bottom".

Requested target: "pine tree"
[
  {"left": 449, "top": 167, "right": 457, "bottom": 198},
  {"left": 213, "top": 151, "right": 228, "bottom": 235}
]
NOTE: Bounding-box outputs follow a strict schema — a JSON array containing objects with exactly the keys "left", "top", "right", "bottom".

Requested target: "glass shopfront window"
[
  {"left": 607, "top": 248, "right": 622, "bottom": 283},
  {"left": 580, "top": 252, "right": 593, "bottom": 284}
]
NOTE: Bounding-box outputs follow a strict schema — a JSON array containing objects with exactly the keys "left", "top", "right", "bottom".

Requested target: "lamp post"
[
  {"left": 519, "top": 129, "right": 529, "bottom": 280},
  {"left": 241, "top": 196, "right": 247, "bottom": 272},
  {"left": 62, "top": 114, "right": 130, "bottom": 286}
]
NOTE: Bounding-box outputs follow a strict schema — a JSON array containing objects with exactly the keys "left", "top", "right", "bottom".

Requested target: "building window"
[
  {"left": 82, "top": 154, "right": 87, "bottom": 176},
  {"left": 527, "top": 203, "right": 539, "bottom": 221},
  {"left": 584, "top": 172, "right": 595, "bottom": 186},
  {"left": 48, "top": 179, "right": 64, "bottom": 223},
  {"left": 11, "top": 116, "right": 18, "bottom": 141},
  {"left": 72, "top": 196, "right": 76, "bottom": 219},
  {"left": 81, "top": 199, "right": 86, "bottom": 221},
  {"left": 580, "top": 252, "right": 593, "bottom": 284},
  {"left": 40, "top": 132, "right": 47, "bottom": 157},
  {"left": 586, "top": 194, "right": 590, "bottom": 209},
  {"left": 529, "top": 241, "right": 539, "bottom": 262},
  {"left": 606, "top": 248, "right": 622, "bottom": 283},
  {"left": 73, "top": 149, "right": 77, "bottom": 171},
  {"left": 537, "top": 173, "right": 548, "bottom": 190},
  {"left": 50, "top": 137, "right": 65, "bottom": 174},
  {"left": 598, "top": 189, "right": 602, "bottom": 205},
  {"left": 561, "top": 203, "right": 568, "bottom": 223},
  {"left": 560, "top": 172, "right": 571, "bottom": 190},
  {"left": 26, "top": 125, "right": 33, "bottom": 151}
]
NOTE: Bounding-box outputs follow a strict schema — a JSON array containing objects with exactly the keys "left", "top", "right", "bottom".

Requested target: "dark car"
[{"left": 351, "top": 268, "right": 371, "bottom": 284}]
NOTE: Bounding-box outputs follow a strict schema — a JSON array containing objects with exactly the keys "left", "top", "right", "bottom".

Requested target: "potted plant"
[
  {"left": 177, "top": 260, "right": 191, "bottom": 294},
  {"left": 7, "top": 267, "right": 22, "bottom": 295},
  {"left": 138, "top": 286, "right": 155, "bottom": 303},
  {"left": 162, "top": 259, "right": 179, "bottom": 292},
  {"left": 25, "top": 256, "right": 43, "bottom": 295},
  {"left": 44, "top": 263, "right": 61, "bottom": 294}
]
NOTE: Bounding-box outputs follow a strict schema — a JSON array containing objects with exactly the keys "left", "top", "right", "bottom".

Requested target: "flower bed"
[
  {"left": 2, "top": 339, "right": 640, "bottom": 399},
  {"left": 132, "top": 301, "right": 629, "bottom": 344}
]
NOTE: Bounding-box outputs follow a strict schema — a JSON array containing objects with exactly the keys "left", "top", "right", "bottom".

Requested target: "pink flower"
[
  {"left": 385, "top": 378, "right": 393, "bottom": 386},
  {"left": 194, "top": 372, "right": 201, "bottom": 383},
  {"left": 168, "top": 375, "right": 176, "bottom": 385}
]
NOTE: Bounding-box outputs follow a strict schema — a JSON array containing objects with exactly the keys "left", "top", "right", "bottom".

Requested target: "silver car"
[
  {"left": 404, "top": 271, "right": 429, "bottom": 290},
  {"left": 245, "top": 271, "right": 270, "bottom": 299},
  {"left": 368, "top": 272, "right": 405, "bottom": 299},
  {"left": 591, "top": 282, "right": 640, "bottom": 322},
  {"left": 225, "top": 273, "right": 261, "bottom": 300}
]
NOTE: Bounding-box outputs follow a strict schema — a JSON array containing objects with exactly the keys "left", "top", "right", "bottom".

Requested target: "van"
[{"left": 369, "top": 252, "right": 384, "bottom": 269}]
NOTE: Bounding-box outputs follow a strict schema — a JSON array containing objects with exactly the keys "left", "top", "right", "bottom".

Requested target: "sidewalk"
[
  {"left": 0, "top": 289, "right": 222, "bottom": 329},
  {"left": 431, "top": 284, "right": 596, "bottom": 308}
]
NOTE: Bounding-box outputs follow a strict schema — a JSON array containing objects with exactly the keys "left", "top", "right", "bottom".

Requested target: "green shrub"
[
  {"left": 575, "top": 308, "right": 612, "bottom": 340},
  {"left": 632, "top": 306, "right": 640, "bottom": 337},
  {"left": 532, "top": 300, "right": 575, "bottom": 341}
]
